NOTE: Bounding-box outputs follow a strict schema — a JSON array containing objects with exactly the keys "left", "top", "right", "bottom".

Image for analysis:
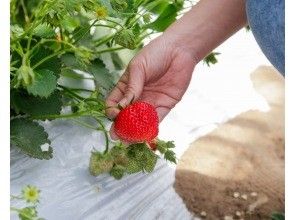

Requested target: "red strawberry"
[{"left": 114, "top": 101, "right": 159, "bottom": 143}]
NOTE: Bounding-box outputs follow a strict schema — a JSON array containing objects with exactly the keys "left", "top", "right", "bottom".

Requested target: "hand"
[{"left": 106, "top": 35, "right": 197, "bottom": 139}]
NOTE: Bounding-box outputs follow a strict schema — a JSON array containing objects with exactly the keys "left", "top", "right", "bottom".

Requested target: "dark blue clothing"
[{"left": 246, "top": 0, "right": 285, "bottom": 75}]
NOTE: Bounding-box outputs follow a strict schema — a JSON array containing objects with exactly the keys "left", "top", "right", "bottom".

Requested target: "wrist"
[{"left": 162, "top": 30, "right": 202, "bottom": 64}]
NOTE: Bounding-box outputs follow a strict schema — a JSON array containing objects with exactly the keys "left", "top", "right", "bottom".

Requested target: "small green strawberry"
[
  {"left": 114, "top": 29, "right": 137, "bottom": 50},
  {"left": 89, "top": 151, "right": 114, "bottom": 176}
]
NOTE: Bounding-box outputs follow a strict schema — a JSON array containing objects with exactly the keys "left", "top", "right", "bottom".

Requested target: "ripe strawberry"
[{"left": 114, "top": 101, "right": 159, "bottom": 143}]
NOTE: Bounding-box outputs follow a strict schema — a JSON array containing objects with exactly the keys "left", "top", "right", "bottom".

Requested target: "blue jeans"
[{"left": 246, "top": 0, "right": 285, "bottom": 75}]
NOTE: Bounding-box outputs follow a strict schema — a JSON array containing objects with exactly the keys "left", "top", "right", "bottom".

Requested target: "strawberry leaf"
[
  {"left": 10, "top": 118, "right": 53, "bottom": 160},
  {"left": 146, "top": 4, "right": 177, "bottom": 32},
  {"left": 164, "top": 150, "right": 177, "bottom": 164},
  {"left": 88, "top": 58, "right": 114, "bottom": 91},
  {"left": 27, "top": 69, "right": 57, "bottom": 98},
  {"left": 33, "top": 23, "right": 55, "bottom": 38},
  {"left": 30, "top": 47, "right": 62, "bottom": 76},
  {"left": 126, "top": 158, "right": 142, "bottom": 174},
  {"left": 143, "top": 148, "right": 157, "bottom": 173},
  {"left": 11, "top": 90, "right": 62, "bottom": 117}
]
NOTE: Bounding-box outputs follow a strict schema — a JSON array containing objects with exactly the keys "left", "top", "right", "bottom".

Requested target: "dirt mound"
[{"left": 174, "top": 66, "right": 285, "bottom": 220}]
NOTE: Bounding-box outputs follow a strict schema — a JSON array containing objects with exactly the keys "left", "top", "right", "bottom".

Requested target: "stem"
[
  {"left": 29, "top": 39, "right": 75, "bottom": 57},
  {"left": 20, "top": 0, "right": 29, "bottom": 24},
  {"left": 31, "top": 112, "right": 87, "bottom": 120},
  {"left": 73, "top": 19, "right": 98, "bottom": 43},
  {"left": 94, "top": 24, "right": 118, "bottom": 30},
  {"left": 72, "top": 119, "right": 98, "bottom": 130},
  {"left": 95, "top": 119, "right": 109, "bottom": 154},
  {"left": 95, "top": 34, "right": 116, "bottom": 47},
  {"left": 105, "top": 19, "right": 124, "bottom": 28},
  {"left": 96, "top": 47, "right": 124, "bottom": 54},
  {"left": 32, "top": 50, "right": 66, "bottom": 69},
  {"left": 58, "top": 85, "right": 86, "bottom": 100}
]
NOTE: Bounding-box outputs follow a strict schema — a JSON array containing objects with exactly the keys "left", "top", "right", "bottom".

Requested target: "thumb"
[{"left": 118, "top": 61, "right": 145, "bottom": 107}]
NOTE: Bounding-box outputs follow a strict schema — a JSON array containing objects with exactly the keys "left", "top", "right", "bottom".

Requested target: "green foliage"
[
  {"left": 89, "top": 139, "right": 176, "bottom": 179},
  {"left": 114, "top": 29, "right": 137, "bottom": 50},
  {"left": 146, "top": 3, "right": 178, "bottom": 32},
  {"left": 271, "top": 212, "right": 285, "bottom": 220},
  {"left": 11, "top": 0, "right": 200, "bottom": 181},
  {"left": 11, "top": 90, "right": 62, "bottom": 117},
  {"left": 27, "top": 69, "right": 57, "bottom": 98},
  {"left": 11, "top": 185, "right": 43, "bottom": 220},
  {"left": 10, "top": 118, "right": 53, "bottom": 160},
  {"left": 10, "top": 0, "right": 187, "bottom": 161},
  {"left": 204, "top": 51, "right": 221, "bottom": 66}
]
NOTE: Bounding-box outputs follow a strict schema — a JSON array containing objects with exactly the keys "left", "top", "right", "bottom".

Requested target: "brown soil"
[{"left": 174, "top": 66, "right": 285, "bottom": 220}]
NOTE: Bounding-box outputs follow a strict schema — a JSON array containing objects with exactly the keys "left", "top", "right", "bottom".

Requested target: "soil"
[{"left": 174, "top": 66, "right": 285, "bottom": 220}]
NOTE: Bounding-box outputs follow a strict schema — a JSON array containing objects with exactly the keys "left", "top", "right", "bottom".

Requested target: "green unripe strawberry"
[
  {"left": 110, "top": 165, "right": 126, "bottom": 179},
  {"left": 110, "top": 145, "right": 129, "bottom": 166},
  {"left": 89, "top": 152, "right": 114, "bottom": 176},
  {"left": 114, "top": 29, "right": 137, "bottom": 50}
]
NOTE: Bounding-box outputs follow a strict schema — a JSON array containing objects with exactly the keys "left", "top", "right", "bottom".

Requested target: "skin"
[{"left": 106, "top": 0, "right": 247, "bottom": 139}]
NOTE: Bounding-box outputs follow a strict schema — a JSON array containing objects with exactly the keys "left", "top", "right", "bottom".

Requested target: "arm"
[
  {"left": 106, "top": 0, "right": 247, "bottom": 138},
  {"left": 165, "top": 0, "right": 247, "bottom": 62}
]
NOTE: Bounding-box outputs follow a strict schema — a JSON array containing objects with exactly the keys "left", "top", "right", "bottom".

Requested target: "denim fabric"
[{"left": 246, "top": 0, "right": 285, "bottom": 75}]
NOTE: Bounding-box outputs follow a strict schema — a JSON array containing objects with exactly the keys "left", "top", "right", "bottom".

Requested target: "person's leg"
[{"left": 246, "top": 0, "right": 285, "bottom": 75}]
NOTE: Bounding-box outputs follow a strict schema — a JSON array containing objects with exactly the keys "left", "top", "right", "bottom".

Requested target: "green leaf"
[
  {"left": 164, "top": 150, "right": 177, "bottom": 164},
  {"left": 143, "top": 148, "right": 157, "bottom": 173},
  {"left": 88, "top": 58, "right": 114, "bottom": 91},
  {"left": 10, "top": 24, "right": 24, "bottom": 38},
  {"left": 61, "top": 53, "right": 82, "bottom": 69},
  {"left": 10, "top": 118, "right": 53, "bottom": 160},
  {"left": 146, "top": 4, "right": 177, "bottom": 31},
  {"left": 110, "top": 52, "right": 125, "bottom": 70},
  {"left": 30, "top": 47, "right": 62, "bottom": 76},
  {"left": 203, "top": 52, "right": 220, "bottom": 67},
  {"left": 11, "top": 90, "right": 62, "bottom": 117},
  {"left": 126, "top": 158, "right": 142, "bottom": 174},
  {"left": 72, "top": 25, "right": 91, "bottom": 43},
  {"left": 18, "top": 206, "right": 38, "bottom": 220},
  {"left": 271, "top": 212, "right": 285, "bottom": 220},
  {"left": 60, "top": 15, "right": 80, "bottom": 33},
  {"left": 33, "top": 23, "right": 55, "bottom": 38},
  {"left": 27, "top": 69, "right": 57, "bottom": 98}
]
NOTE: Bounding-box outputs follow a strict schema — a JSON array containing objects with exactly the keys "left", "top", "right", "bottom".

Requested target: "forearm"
[{"left": 164, "top": 0, "right": 247, "bottom": 62}]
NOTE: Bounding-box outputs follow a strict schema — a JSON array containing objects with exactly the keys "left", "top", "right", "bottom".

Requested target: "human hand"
[{"left": 106, "top": 35, "right": 197, "bottom": 139}]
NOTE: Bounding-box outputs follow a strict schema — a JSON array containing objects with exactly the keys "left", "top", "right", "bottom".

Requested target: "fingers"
[
  {"left": 118, "top": 62, "right": 144, "bottom": 106},
  {"left": 105, "top": 59, "right": 145, "bottom": 119},
  {"left": 105, "top": 80, "right": 127, "bottom": 119}
]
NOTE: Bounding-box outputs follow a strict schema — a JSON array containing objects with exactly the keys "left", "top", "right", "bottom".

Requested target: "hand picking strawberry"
[{"left": 89, "top": 101, "right": 177, "bottom": 180}]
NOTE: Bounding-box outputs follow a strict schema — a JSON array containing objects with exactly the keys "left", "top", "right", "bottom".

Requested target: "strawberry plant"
[
  {"left": 10, "top": 0, "right": 184, "bottom": 179},
  {"left": 10, "top": 0, "right": 215, "bottom": 179}
]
